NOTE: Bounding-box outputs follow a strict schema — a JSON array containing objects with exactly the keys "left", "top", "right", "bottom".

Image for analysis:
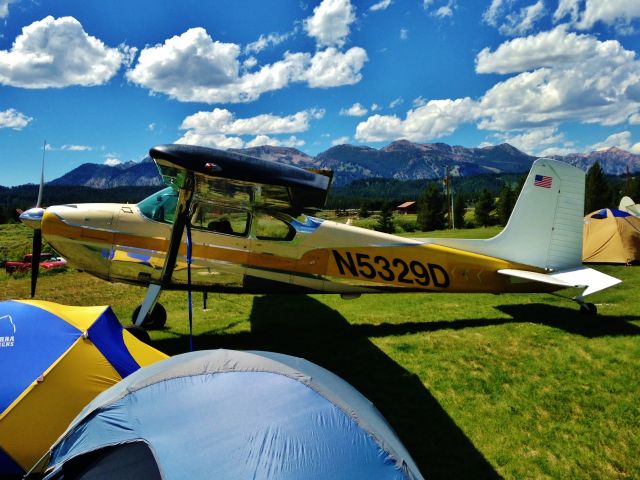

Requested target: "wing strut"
[{"left": 135, "top": 175, "right": 195, "bottom": 326}]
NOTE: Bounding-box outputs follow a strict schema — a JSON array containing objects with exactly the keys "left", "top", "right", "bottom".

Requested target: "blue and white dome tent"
[{"left": 29, "top": 349, "right": 424, "bottom": 480}]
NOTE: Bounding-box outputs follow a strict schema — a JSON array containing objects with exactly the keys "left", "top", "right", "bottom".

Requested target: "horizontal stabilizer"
[
  {"left": 499, "top": 267, "right": 621, "bottom": 297},
  {"left": 548, "top": 267, "right": 622, "bottom": 297}
]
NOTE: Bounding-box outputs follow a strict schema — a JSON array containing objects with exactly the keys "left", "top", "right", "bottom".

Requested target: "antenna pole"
[{"left": 36, "top": 140, "right": 46, "bottom": 208}]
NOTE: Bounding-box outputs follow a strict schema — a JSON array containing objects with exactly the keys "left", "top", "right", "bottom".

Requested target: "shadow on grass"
[
  {"left": 351, "top": 303, "right": 640, "bottom": 339},
  {"left": 153, "top": 294, "right": 501, "bottom": 480}
]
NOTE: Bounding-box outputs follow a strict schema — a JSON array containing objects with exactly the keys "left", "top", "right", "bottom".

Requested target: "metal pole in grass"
[{"left": 186, "top": 213, "right": 193, "bottom": 352}]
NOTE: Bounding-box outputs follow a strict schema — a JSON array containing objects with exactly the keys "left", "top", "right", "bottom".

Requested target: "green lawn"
[{"left": 1, "top": 223, "right": 639, "bottom": 479}]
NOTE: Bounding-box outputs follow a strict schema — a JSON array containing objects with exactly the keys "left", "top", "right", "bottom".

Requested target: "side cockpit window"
[
  {"left": 254, "top": 212, "right": 295, "bottom": 241},
  {"left": 138, "top": 187, "right": 178, "bottom": 224},
  {"left": 191, "top": 202, "right": 250, "bottom": 237}
]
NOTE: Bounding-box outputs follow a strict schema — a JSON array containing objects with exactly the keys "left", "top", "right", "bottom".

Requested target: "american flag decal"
[{"left": 534, "top": 174, "right": 552, "bottom": 188}]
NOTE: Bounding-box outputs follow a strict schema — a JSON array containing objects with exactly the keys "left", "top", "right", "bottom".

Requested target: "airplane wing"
[
  {"left": 135, "top": 144, "right": 333, "bottom": 326},
  {"left": 150, "top": 144, "right": 333, "bottom": 214}
]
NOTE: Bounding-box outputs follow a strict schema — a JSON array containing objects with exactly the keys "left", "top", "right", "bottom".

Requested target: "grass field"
[{"left": 1, "top": 223, "right": 639, "bottom": 479}]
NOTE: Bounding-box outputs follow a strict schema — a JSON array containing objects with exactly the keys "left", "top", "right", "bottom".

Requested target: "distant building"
[{"left": 396, "top": 201, "right": 417, "bottom": 214}]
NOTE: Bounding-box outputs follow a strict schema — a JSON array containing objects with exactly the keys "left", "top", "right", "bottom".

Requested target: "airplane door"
[{"left": 186, "top": 203, "right": 250, "bottom": 291}]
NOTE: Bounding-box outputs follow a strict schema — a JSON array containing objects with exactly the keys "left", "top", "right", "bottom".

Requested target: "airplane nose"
[
  {"left": 19, "top": 207, "right": 45, "bottom": 230},
  {"left": 41, "top": 205, "right": 77, "bottom": 236}
]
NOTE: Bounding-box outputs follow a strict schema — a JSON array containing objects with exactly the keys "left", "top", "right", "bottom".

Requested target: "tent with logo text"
[
  {"left": 0, "top": 300, "right": 167, "bottom": 475},
  {"left": 29, "top": 349, "right": 423, "bottom": 480},
  {"left": 583, "top": 208, "right": 640, "bottom": 263}
]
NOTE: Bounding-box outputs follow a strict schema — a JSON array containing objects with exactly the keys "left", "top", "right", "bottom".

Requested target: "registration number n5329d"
[{"left": 331, "top": 250, "right": 450, "bottom": 288}]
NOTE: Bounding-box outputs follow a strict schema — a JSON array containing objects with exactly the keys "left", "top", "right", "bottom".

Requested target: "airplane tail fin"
[
  {"left": 435, "top": 158, "right": 585, "bottom": 270},
  {"left": 429, "top": 158, "right": 622, "bottom": 300}
]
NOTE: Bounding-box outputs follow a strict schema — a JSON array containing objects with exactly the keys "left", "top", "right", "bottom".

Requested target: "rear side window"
[
  {"left": 191, "top": 203, "right": 250, "bottom": 237},
  {"left": 254, "top": 212, "right": 295, "bottom": 241}
]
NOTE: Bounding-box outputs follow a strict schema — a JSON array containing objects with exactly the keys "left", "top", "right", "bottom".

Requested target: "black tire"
[
  {"left": 131, "top": 303, "right": 167, "bottom": 329},
  {"left": 124, "top": 324, "right": 152, "bottom": 344},
  {"left": 579, "top": 302, "right": 597, "bottom": 315}
]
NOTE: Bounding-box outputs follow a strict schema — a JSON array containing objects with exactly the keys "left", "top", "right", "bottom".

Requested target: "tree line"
[{"left": 350, "top": 161, "right": 639, "bottom": 234}]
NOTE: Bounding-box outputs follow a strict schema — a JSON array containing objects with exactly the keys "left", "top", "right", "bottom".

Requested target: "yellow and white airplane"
[{"left": 20, "top": 144, "right": 620, "bottom": 328}]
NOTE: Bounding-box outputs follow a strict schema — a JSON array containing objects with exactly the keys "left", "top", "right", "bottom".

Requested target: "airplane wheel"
[
  {"left": 124, "top": 325, "right": 152, "bottom": 344},
  {"left": 131, "top": 303, "right": 167, "bottom": 330},
  {"left": 579, "top": 303, "right": 597, "bottom": 315}
]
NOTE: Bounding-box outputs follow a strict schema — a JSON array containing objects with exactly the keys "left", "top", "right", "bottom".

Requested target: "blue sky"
[{"left": 2, "top": 0, "right": 640, "bottom": 186}]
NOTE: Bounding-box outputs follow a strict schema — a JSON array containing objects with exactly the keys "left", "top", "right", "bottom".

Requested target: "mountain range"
[{"left": 45, "top": 141, "right": 640, "bottom": 189}]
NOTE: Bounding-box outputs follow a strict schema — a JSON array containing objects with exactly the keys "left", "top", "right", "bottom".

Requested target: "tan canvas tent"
[{"left": 583, "top": 208, "right": 640, "bottom": 263}]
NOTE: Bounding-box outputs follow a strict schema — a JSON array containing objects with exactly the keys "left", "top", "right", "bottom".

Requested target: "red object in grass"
[{"left": 5, "top": 253, "right": 67, "bottom": 274}]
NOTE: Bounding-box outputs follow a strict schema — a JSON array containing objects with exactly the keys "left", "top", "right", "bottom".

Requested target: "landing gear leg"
[{"left": 134, "top": 283, "right": 163, "bottom": 327}]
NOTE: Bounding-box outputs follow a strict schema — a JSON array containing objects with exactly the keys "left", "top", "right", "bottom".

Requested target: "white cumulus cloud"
[
  {"left": 177, "top": 108, "right": 322, "bottom": 149},
  {"left": 355, "top": 97, "right": 476, "bottom": 142},
  {"left": 304, "top": 0, "right": 356, "bottom": 48},
  {"left": 246, "top": 135, "right": 305, "bottom": 148},
  {"left": 245, "top": 32, "right": 291, "bottom": 54},
  {"left": 484, "top": 0, "right": 545, "bottom": 35},
  {"left": 340, "top": 102, "right": 368, "bottom": 117},
  {"left": 126, "top": 28, "right": 242, "bottom": 101},
  {"left": 61, "top": 144, "right": 92, "bottom": 151},
  {"left": 304, "top": 47, "right": 367, "bottom": 88},
  {"left": 0, "top": 108, "right": 32, "bottom": 129},
  {"left": 127, "top": 28, "right": 366, "bottom": 103},
  {"left": 554, "top": 0, "right": 640, "bottom": 33},
  {"left": 588, "top": 131, "right": 635, "bottom": 151},
  {"left": 475, "top": 27, "right": 640, "bottom": 130},
  {"left": 370, "top": 0, "right": 392, "bottom": 12},
  {"left": 498, "top": 1, "right": 545, "bottom": 36},
  {"left": 0, "top": 16, "right": 130, "bottom": 88},
  {"left": 488, "top": 126, "right": 575, "bottom": 156}
]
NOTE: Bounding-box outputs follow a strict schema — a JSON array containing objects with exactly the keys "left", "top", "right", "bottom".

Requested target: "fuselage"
[{"left": 38, "top": 188, "right": 551, "bottom": 295}]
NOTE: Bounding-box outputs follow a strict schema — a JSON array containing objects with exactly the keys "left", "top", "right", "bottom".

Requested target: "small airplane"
[{"left": 19, "top": 144, "right": 621, "bottom": 330}]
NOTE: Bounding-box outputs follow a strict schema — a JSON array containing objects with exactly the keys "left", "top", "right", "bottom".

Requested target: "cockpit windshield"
[{"left": 138, "top": 187, "right": 178, "bottom": 223}]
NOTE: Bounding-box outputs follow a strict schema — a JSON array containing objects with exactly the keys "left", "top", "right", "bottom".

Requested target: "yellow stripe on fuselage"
[{"left": 43, "top": 209, "right": 550, "bottom": 294}]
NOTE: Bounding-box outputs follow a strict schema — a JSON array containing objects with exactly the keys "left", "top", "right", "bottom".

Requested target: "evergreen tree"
[
  {"left": 358, "top": 203, "right": 370, "bottom": 218},
  {"left": 474, "top": 189, "right": 494, "bottom": 227},
  {"left": 633, "top": 176, "right": 640, "bottom": 201},
  {"left": 375, "top": 203, "right": 395, "bottom": 233},
  {"left": 622, "top": 174, "right": 640, "bottom": 202},
  {"left": 417, "top": 182, "right": 446, "bottom": 232},
  {"left": 585, "top": 161, "right": 611, "bottom": 213},
  {"left": 497, "top": 184, "right": 516, "bottom": 226},
  {"left": 453, "top": 193, "right": 466, "bottom": 229}
]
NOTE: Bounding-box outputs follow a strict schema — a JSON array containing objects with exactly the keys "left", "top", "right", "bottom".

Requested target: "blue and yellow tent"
[{"left": 0, "top": 300, "right": 167, "bottom": 475}]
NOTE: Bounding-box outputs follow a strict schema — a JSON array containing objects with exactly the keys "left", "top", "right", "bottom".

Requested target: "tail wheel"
[
  {"left": 131, "top": 303, "right": 167, "bottom": 330},
  {"left": 579, "top": 302, "right": 597, "bottom": 315}
]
